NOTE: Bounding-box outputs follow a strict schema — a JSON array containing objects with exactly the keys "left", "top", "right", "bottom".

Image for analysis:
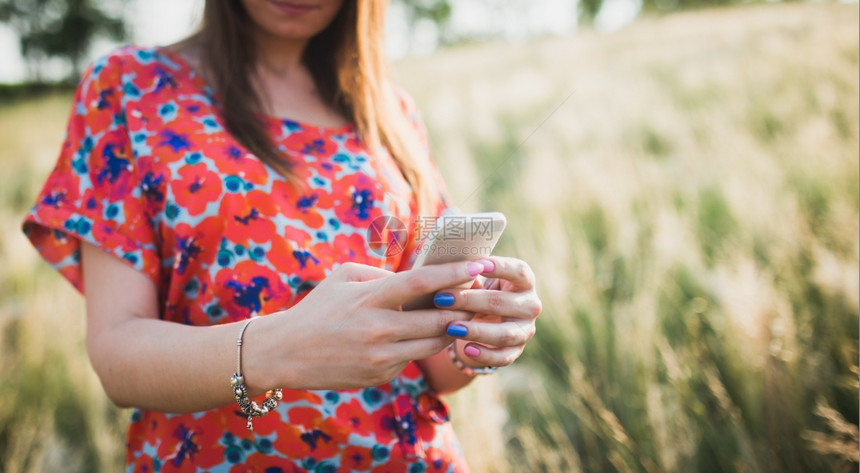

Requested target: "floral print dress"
[{"left": 22, "top": 46, "right": 468, "bottom": 473}]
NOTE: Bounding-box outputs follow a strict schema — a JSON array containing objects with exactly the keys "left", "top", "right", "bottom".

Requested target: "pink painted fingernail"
[
  {"left": 464, "top": 345, "right": 481, "bottom": 358},
  {"left": 467, "top": 262, "right": 483, "bottom": 276},
  {"left": 476, "top": 259, "right": 494, "bottom": 272}
]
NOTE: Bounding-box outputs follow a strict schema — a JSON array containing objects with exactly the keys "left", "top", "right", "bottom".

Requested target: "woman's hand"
[
  {"left": 82, "top": 237, "right": 486, "bottom": 412},
  {"left": 432, "top": 256, "right": 542, "bottom": 369},
  {"left": 259, "top": 260, "right": 488, "bottom": 391}
]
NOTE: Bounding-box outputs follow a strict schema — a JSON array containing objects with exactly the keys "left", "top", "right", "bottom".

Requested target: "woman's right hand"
[{"left": 247, "top": 261, "right": 487, "bottom": 391}]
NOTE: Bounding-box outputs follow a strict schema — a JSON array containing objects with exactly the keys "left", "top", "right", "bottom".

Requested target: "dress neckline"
[{"left": 154, "top": 45, "right": 355, "bottom": 136}]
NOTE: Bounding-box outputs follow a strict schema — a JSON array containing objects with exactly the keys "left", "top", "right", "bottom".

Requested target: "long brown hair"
[{"left": 189, "top": 0, "right": 434, "bottom": 214}]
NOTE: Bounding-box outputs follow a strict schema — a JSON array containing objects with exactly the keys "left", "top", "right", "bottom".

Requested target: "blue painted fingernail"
[
  {"left": 434, "top": 293, "right": 455, "bottom": 307},
  {"left": 447, "top": 324, "right": 468, "bottom": 337}
]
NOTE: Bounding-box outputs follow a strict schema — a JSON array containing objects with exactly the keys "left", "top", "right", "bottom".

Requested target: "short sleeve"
[
  {"left": 22, "top": 51, "right": 161, "bottom": 294},
  {"left": 394, "top": 89, "right": 458, "bottom": 272}
]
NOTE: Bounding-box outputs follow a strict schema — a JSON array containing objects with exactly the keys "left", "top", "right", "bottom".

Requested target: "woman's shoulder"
[
  {"left": 390, "top": 84, "right": 431, "bottom": 148},
  {"left": 391, "top": 84, "right": 421, "bottom": 119},
  {"left": 79, "top": 44, "right": 190, "bottom": 93},
  {"left": 85, "top": 45, "right": 163, "bottom": 74}
]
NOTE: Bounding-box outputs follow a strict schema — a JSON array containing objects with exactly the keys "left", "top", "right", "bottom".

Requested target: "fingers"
[
  {"left": 475, "top": 277, "right": 501, "bottom": 291},
  {"left": 456, "top": 342, "right": 524, "bottom": 368},
  {"left": 433, "top": 287, "right": 542, "bottom": 320},
  {"left": 446, "top": 318, "right": 535, "bottom": 350},
  {"left": 445, "top": 318, "right": 535, "bottom": 368},
  {"left": 375, "top": 260, "right": 490, "bottom": 307},
  {"left": 394, "top": 336, "right": 459, "bottom": 363},
  {"left": 479, "top": 256, "right": 536, "bottom": 292},
  {"left": 376, "top": 308, "right": 473, "bottom": 341}
]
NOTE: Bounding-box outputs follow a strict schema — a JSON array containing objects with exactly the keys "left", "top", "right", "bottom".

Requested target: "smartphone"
[{"left": 401, "top": 212, "right": 506, "bottom": 310}]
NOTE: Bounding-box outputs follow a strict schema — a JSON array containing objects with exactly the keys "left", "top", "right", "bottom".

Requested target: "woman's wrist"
[
  {"left": 230, "top": 317, "right": 283, "bottom": 431},
  {"left": 237, "top": 312, "right": 292, "bottom": 395}
]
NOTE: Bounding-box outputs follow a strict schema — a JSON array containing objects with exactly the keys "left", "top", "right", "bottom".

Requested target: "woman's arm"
[{"left": 81, "top": 242, "right": 480, "bottom": 413}]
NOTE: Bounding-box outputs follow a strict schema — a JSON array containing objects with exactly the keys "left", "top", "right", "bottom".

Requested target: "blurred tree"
[
  {"left": 640, "top": 0, "right": 738, "bottom": 13},
  {"left": 395, "top": 0, "right": 453, "bottom": 46},
  {"left": 397, "top": 0, "right": 452, "bottom": 26},
  {"left": 0, "top": 0, "right": 127, "bottom": 82},
  {"left": 393, "top": 0, "right": 767, "bottom": 35},
  {"left": 585, "top": 0, "right": 752, "bottom": 24},
  {"left": 579, "top": 0, "right": 604, "bottom": 24}
]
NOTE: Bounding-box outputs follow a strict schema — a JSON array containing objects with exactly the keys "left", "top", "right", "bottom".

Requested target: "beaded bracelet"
[
  {"left": 230, "top": 317, "right": 282, "bottom": 432},
  {"left": 447, "top": 343, "right": 498, "bottom": 376}
]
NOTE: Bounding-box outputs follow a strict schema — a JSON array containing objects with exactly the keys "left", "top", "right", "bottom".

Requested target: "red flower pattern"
[{"left": 174, "top": 163, "right": 224, "bottom": 217}]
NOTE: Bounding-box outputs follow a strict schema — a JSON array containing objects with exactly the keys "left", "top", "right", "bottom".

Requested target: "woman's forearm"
[
  {"left": 94, "top": 315, "right": 475, "bottom": 412},
  {"left": 82, "top": 241, "right": 286, "bottom": 413},
  {"left": 87, "top": 310, "right": 286, "bottom": 413}
]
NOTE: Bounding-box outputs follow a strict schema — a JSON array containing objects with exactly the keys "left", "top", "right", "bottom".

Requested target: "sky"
[{"left": 0, "top": 0, "right": 641, "bottom": 84}]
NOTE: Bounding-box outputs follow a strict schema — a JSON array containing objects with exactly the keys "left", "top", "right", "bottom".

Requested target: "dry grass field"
[{"left": 1, "top": 2, "right": 857, "bottom": 472}]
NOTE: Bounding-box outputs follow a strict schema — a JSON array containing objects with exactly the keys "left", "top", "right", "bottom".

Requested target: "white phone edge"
[{"left": 402, "top": 211, "right": 507, "bottom": 310}]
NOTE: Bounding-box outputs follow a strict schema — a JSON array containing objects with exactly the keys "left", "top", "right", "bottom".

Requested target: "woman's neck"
[
  {"left": 250, "top": 33, "right": 348, "bottom": 128},
  {"left": 254, "top": 31, "right": 309, "bottom": 77}
]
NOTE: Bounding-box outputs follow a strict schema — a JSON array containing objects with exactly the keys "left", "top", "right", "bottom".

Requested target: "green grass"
[
  {"left": 399, "top": 3, "right": 858, "bottom": 472},
  {"left": 1, "top": 2, "right": 857, "bottom": 472}
]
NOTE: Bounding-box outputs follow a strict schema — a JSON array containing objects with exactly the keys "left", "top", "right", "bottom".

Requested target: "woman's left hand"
[{"left": 434, "top": 256, "right": 542, "bottom": 368}]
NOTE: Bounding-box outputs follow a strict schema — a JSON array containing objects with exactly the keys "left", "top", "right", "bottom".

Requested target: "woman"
[{"left": 22, "top": 0, "right": 541, "bottom": 471}]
